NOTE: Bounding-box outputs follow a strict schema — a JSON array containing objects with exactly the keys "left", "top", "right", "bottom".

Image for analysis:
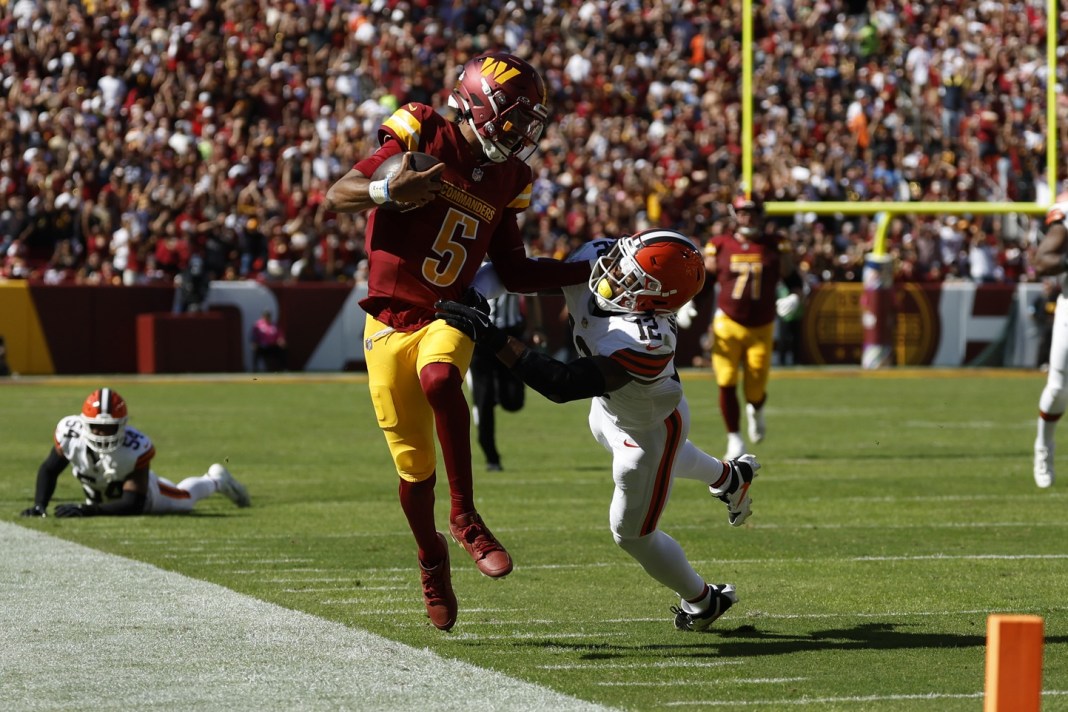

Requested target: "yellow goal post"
[{"left": 740, "top": 0, "right": 1060, "bottom": 240}]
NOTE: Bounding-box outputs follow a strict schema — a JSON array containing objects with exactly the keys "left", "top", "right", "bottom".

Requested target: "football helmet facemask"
[
  {"left": 80, "top": 388, "right": 129, "bottom": 453},
  {"left": 449, "top": 52, "right": 550, "bottom": 164},
  {"left": 589, "top": 229, "right": 706, "bottom": 314},
  {"left": 730, "top": 195, "right": 763, "bottom": 238}
]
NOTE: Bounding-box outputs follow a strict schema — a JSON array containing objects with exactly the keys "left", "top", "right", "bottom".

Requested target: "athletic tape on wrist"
[{"left": 369, "top": 179, "right": 391, "bottom": 205}]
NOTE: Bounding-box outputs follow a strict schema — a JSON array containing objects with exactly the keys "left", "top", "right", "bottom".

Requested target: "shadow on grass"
[{"left": 519, "top": 622, "right": 1068, "bottom": 658}]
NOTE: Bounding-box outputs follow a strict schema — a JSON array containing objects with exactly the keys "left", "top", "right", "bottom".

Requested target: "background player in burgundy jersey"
[
  {"left": 704, "top": 196, "right": 803, "bottom": 459},
  {"left": 323, "top": 52, "right": 589, "bottom": 631}
]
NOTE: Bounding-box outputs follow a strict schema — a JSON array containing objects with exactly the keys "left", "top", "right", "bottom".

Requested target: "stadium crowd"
[{"left": 0, "top": 0, "right": 1060, "bottom": 289}]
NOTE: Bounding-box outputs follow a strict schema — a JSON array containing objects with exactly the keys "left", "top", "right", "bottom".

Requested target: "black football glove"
[
  {"left": 435, "top": 300, "right": 508, "bottom": 352},
  {"left": 461, "top": 287, "right": 490, "bottom": 315},
  {"left": 54, "top": 503, "right": 93, "bottom": 518},
  {"left": 20, "top": 504, "right": 47, "bottom": 518}
]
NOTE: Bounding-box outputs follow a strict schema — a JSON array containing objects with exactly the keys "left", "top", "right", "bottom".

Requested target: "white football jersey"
[
  {"left": 1046, "top": 197, "right": 1068, "bottom": 291},
  {"left": 53, "top": 416, "right": 156, "bottom": 504},
  {"left": 563, "top": 239, "right": 683, "bottom": 429}
]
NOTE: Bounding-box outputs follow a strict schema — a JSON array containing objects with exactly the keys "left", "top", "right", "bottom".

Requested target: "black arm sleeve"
[
  {"left": 92, "top": 489, "right": 147, "bottom": 516},
  {"left": 511, "top": 349, "right": 608, "bottom": 404},
  {"left": 35, "top": 448, "right": 69, "bottom": 508},
  {"left": 783, "top": 269, "right": 803, "bottom": 291}
]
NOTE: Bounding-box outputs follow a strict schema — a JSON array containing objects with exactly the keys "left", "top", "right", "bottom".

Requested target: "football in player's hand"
[
  {"left": 372, "top": 151, "right": 443, "bottom": 211},
  {"left": 372, "top": 151, "right": 442, "bottom": 181}
]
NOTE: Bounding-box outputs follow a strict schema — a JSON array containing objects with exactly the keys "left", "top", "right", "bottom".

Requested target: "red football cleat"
[
  {"left": 419, "top": 532, "right": 457, "bottom": 631},
  {"left": 449, "top": 511, "right": 513, "bottom": 578}
]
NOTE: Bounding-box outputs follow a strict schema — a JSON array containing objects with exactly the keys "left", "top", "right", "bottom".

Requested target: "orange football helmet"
[
  {"left": 80, "top": 388, "right": 129, "bottom": 453},
  {"left": 589, "top": 229, "right": 706, "bottom": 314}
]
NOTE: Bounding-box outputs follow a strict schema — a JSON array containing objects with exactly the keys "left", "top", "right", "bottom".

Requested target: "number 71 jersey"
[
  {"left": 705, "top": 232, "right": 792, "bottom": 327},
  {"left": 563, "top": 239, "right": 683, "bottom": 427}
]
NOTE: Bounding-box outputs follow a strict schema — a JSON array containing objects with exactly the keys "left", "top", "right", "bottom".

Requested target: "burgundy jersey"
[
  {"left": 354, "top": 103, "right": 585, "bottom": 330},
  {"left": 705, "top": 231, "right": 793, "bottom": 327}
]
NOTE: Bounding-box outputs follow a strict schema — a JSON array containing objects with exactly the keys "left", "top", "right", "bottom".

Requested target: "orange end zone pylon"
[{"left": 985, "top": 614, "right": 1044, "bottom": 712}]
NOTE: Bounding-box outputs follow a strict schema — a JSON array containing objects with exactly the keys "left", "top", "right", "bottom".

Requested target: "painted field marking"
[{"left": 0, "top": 521, "right": 614, "bottom": 712}]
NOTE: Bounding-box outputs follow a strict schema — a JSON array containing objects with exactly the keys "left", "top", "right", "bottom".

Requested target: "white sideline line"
[
  {"left": 856, "top": 553, "right": 1068, "bottom": 561},
  {"left": 539, "top": 661, "right": 745, "bottom": 670},
  {"left": 615, "top": 606, "right": 1068, "bottom": 623},
  {"left": 180, "top": 518, "right": 1068, "bottom": 545},
  {"left": 0, "top": 522, "right": 616, "bottom": 712},
  {"left": 662, "top": 690, "right": 1068, "bottom": 707},
  {"left": 598, "top": 678, "right": 807, "bottom": 687}
]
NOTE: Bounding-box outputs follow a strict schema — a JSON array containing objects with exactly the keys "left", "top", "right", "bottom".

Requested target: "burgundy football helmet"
[
  {"left": 729, "top": 195, "right": 763, "bottom": 238},
  {"left": 449, "top": 52, "right": 550, "bottom": 164}
]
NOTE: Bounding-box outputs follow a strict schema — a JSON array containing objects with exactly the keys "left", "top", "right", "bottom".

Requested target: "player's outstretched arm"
[
  {"left": 1035, "top": 223, "right": 1068, "bottom": 277},
  {"left": 20, "top": 447, "right": 69, "bottom": 517},
  {"left": 435, "top": 300, "right": 629, "bottom": 403}
]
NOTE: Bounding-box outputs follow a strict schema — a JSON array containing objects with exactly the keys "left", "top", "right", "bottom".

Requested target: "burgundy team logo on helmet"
[
  {"left": 80, "top": 388, "right": 129, "bottom": 453},
  {"left": 450, "top": 52, "right": 550, "bottom": 164},
  {"left": 589, "top": 229, "right": 706, "bottom": 314}
]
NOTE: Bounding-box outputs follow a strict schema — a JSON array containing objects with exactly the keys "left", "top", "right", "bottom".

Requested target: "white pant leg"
[
  {"left": 1039, "top": 294, "right": 1068, "bottom": 417},
  {"left": 673, "top": 441, "right": 727, "bottom": 486},
  {"left": 143, "top": 472, "right": 216, "bottom": 514},
  {"left": 588, "top": 398, "right": 706, "bottom": 601}
]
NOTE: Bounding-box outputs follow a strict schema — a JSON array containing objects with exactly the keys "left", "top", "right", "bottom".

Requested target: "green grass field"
[{"left": 2, "top": 370, "right": 1066, "bottom": 710}]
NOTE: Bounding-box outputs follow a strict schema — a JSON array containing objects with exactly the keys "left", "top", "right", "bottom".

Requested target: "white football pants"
[
  {"left": 144, "top": 472, "right": 219, "bottom": 514},
  {"left": 588, "top": 396, "right": 727, "bottom": 602}
]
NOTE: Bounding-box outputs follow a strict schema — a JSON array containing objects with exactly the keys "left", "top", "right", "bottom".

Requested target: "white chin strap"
[{"left": 468, "top": 117, "right": 508, "bottom": 163}]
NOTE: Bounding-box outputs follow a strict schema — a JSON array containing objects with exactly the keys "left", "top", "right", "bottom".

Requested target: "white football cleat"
[
  {"left": 1034, "top": 445, "right": 1054, "bottom": 489},
  {"left": 746, "top": 403, "right": 766, "bottom": 444},
  {"left": 725, "top": 432, "right": 745, "bottom": 460},
  {"left": 712, "top": 454, "right": 760, "bottom": 526},
  {"left": 672, "top": 583, "right": 738, "bottom": 631},
  {"left": 209, "top": 463, "right": 251, "bottom": 507}
]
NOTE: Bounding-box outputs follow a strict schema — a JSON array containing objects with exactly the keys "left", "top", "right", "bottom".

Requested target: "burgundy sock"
[
  {"left": 420, "top": 361, "right": 474, "bottom": 519},
  {"left": 398, "top": 474, "right": 445, "bottom": 565}
]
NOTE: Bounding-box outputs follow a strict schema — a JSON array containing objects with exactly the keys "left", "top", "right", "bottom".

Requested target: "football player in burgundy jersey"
[
  {"left": 324, "top": 52, "right": 589, "bottom": 631},
  {"left": 1030, "top": 194, "right": 1068, "bottom": 488},
  {"left": 704, "top": 196, "right": 803, "bottom": 460},
  {"left": 20, "top": 388, "right": 250, "bottom": 518},
  {"left": 436, "top": 229, "right": 760, "bottom": 632}
]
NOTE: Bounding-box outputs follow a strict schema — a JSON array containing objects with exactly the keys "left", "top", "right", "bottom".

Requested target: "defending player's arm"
[
  {"left": 53, "top": 469, "right": 150, "bottom": 518},
  {"left": 434, "top": 300, "right": 631, "bottom": 402},
  {"left": 1034, "top": 218, "right": 1068, "bottom": 277},
  {"left": 20, "top": 447, "right": 70, "bottom": 517}
]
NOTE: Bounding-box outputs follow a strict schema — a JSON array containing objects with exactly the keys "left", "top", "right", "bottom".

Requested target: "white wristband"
[{"left": 369, "top": 179, "right": 391, "bottom": 205}]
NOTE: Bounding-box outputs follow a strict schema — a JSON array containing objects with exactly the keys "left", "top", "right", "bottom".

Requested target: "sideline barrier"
[{"left": 0, "top": 280, "right": 1050, "bottom": 374}]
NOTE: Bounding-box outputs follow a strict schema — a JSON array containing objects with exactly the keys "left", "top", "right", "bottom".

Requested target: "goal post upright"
[{"left": 740, "top": 1, "right": 1056, "bottom": 368}]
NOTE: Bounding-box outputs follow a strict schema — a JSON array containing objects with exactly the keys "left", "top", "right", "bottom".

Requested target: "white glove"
[
  {"left": 776, "top": 293, "right": 801, "bottom": 319},
  {"left": 675, "top": 300, "right": 698, "bottom": 329}
]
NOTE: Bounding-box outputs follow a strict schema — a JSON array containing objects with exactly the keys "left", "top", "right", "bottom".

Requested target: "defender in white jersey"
[
  {"left": 437, "top": 229, "right": 761, "bottom": 631},
  {"left": 20, "top": 388, "right": 250, "bottom": 518},
  {"left": 1031, "top": 196, "right": 1068, "bottom": 487}
]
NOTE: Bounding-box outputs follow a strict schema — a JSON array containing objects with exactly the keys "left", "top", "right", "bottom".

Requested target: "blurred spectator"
[
  {"left": 173, "top": 252, "right": 210, "bottom": 314},
  {"left": 0, "top": 334, "right": 11, "bottom": 376},
  {"left": 250, "top": 309, "right": 287, "bottom": 373}
]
